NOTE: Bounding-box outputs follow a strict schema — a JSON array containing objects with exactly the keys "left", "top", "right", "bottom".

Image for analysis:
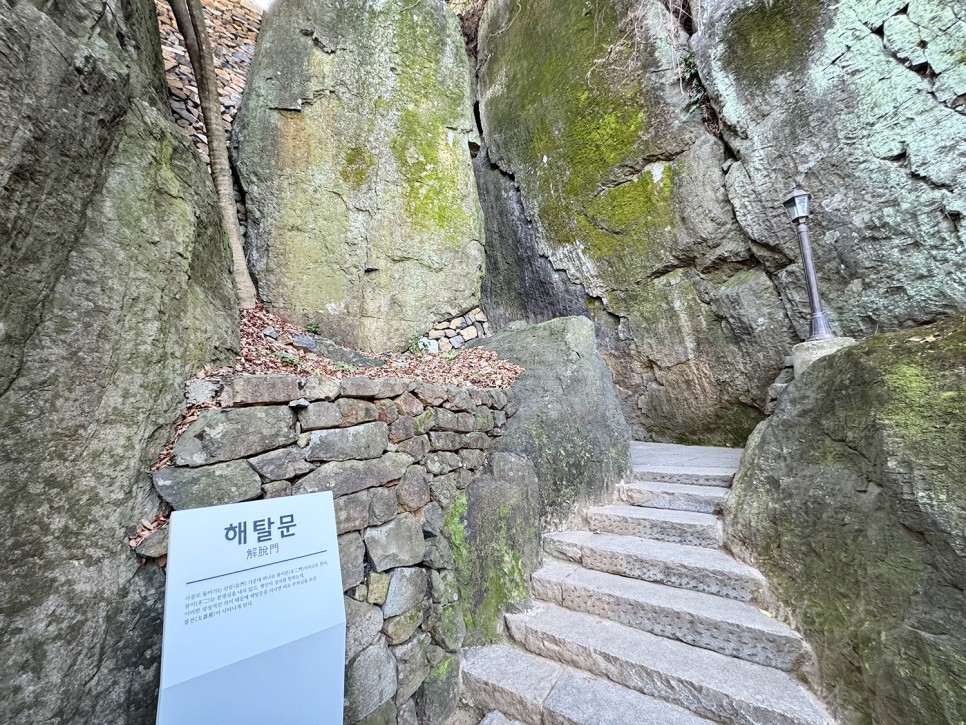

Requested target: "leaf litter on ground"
[{"left": 211, "top": 306, "right": 525, "bottom": 389}]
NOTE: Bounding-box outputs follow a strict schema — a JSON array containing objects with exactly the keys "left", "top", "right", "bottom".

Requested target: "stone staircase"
[{"left": 461, "top": 442, "right": 835, "bottom": 725}]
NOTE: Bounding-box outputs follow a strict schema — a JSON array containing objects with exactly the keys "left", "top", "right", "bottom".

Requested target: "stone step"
[
  {"left": 506, "top": 603, "right": 834, "bottom": 725},
  {"left": 618, "top": 480, "right": 728, "bottom": 514},
  {"left": 532, "top": 560, "right": 810, "bottom": 672},
  {"left": 544, "top": 531, "right": 766, "bottom": 602},
  {"left": 462, "top": 645, "right": 713, "bottom": 725},
  {"left": 479, "top": 712, "right": 524, "bottom": 725},
  {"left": 633, "top": 464, "right": 735, "bottom": 487},
  {"left": 630, "top": 442, "right": 743, "bottom": 469},
  {"left": 587, "top": 505, "right": 723, "bottom": 548}
]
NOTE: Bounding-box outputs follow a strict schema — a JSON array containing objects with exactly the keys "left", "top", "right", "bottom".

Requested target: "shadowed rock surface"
[
  {"left": 728, "top": 314, "right": 966, "bottom": 724},
  {"left": 233, "top": 0, "right": 484, "bottom": 352},
  {"left": 473, "top": 143, "right": 590, "bottom": 331},
  {"left": 0, "top": 1, "right": 237, "bottom": 721}
]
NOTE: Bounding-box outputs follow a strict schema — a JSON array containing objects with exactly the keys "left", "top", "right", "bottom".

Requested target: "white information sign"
[{"left": 156, "top": 492, "right": 345, "bottom": 724}]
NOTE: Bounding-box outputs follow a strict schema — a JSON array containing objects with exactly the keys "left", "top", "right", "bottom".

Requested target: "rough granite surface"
[
  {"left": 474, "top": 316, "right": 631, "bottom": 527},
  {"left": 0, "top": 0, "right": 238, "bottom": 722},
  {"left": 233, "top": 0, "right": 484, "bottom": 352},
  {"left": 728, "top": 314, "right": 966, "bottom": 724}
]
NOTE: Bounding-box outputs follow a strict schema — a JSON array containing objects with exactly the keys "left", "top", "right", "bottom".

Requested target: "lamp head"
[{"left": 783, "top": 188, "right": 811, "bottom": 223}]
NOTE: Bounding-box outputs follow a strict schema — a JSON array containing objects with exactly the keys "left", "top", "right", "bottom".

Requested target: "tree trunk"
[{"left": 166, "top": 0, "right": 258, "bottom": 309}]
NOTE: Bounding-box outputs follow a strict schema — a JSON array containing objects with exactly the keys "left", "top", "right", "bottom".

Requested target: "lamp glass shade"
[{"left": 783, "top": 189, "right": 811, "bottom": 221}]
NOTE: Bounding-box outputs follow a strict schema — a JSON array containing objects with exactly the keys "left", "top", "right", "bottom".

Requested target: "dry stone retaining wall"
[
  {"left": 419, "top": 307, "right": 492, "bottom": 353},
  {"left": 147, "top": 374, "right": 513, "bottom": 723}
]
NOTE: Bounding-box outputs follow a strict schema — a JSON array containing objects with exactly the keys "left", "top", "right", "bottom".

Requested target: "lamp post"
[{"left": 783, "top": 188, "right": 834, "bottom": 341}]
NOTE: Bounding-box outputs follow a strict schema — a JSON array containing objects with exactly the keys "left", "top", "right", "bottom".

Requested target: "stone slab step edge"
[
  {"left": 633, "top": 464, "right": 735, "bottom": 487},
  {"left": 506, "top": 603, "right": 834, "bottom": 725},
  {"left": 587, "top": 504, "right": 723, "bottom": 548},
  {"left": 532, "top": 559, "right": 810, "bottom": 672},
  {"left": 461, "top": 644, "right": 714, "bottom": 725},
  {"left": 479, "top": 711, "right": 524, "bottom": 725},
  {"left": 618, "top": 480, "right": 728, "bottom": 514},
  {"left": 544, "top": 531, "right": 767, "bottom": 602}
]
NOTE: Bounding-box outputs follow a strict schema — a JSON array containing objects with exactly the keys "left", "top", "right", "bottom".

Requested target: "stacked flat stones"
[
  {"left": 149, "top": 374, "right": 513, "bottom": 724},
  {"left": 155, "top": 0, "right": 260, "bottom": 165},
  {"left": 422, "top": 307, "right": 491, "bottom": 353}
]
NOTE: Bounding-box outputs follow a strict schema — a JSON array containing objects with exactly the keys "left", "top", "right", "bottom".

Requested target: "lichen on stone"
[
  {"left": 443, "top": 491, "right": 469, "bottom": 568},
  {"left": 728, "top": 314, "right": 966, "bottom": 723}
]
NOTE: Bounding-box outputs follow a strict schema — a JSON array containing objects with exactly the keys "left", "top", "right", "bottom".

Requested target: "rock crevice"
[{"left": 468, "top": 0, "right": 966, "bottom": 445}]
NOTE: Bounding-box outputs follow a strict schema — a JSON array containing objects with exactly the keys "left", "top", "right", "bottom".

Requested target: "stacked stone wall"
[
  {"left": 418, "top": 307, "right": 492, "bottom": 353},
  {"left": 142, "top": 374, "right": 513, "bottom": 723}
]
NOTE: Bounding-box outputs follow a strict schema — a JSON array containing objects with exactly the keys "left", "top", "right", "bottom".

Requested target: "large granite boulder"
[
  {"left": 476, "top": 0, "right": 799, "bottom": 445},
  {"left": 727, "top": 315, "right": 966, "bottom": 724},
  {"left": 0, "top": 1, "right": 238, "bottom": 722},
  {"left": 694, "top": 0, "right": 966, "bottom": 339},
  {"left": 447, "top": 316, "right": 630, "bottom": 648},
  {"left": 233, "top": 0, "right": 484, "bottom": 352},
  {"left": 475, "top": 316, "right": 632, "bottom": 525}
]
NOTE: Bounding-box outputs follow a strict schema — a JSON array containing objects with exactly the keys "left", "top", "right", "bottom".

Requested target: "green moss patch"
[
  {"left": 443, "top": 492, "right": 469, "bottom": 568},
  {"left": 341, "top": 146, "right": 375, "bottom": 190},
  {"left": 481, "top": 0, "right": 655, "bottom": 262},
  {"left": 390, "top": 2, "right": 474, "bottom": 237},
  {"left": 580, "top": 166, "right": 674, "bottom": 259},
  {"left": 722, "top": 0, "right": 826, "bottom": 86},
  {"left": 453, "top": 456, "right": 541, "bottom": 646}
]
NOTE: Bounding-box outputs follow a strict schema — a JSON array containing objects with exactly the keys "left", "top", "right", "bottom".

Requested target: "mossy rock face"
[
  {"left": 695, "top": 0, "right": 966, "bottom": 340},
  {"left": 476, "top": 0, "right": 797, "bottom": 445},
  {"left": 728, "top": 315, "right": 966, "bottom": 724},
  {"left": 234, "top": 0, "right": 484, "bottom": 352},
  {"left": 720, "top": 0, "right": 827, "bottom": 88},
  {"left": 0, "top": 2, "right": 237, "bottom": 721},
  {"left": 456, "top": 454, "right": 540, "bottom": 646}
]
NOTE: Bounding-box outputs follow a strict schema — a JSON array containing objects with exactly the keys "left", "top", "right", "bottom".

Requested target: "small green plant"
[
  {"left": 273, "top": 351, "right": 301, "bottom": 368},
  {"left": 442, "top": 350, "right": 461, "bottom": 361},
  {"left": 305, "top": 321, "right": 320, "bottom": 335},
  {"left": 331, "top": 361, "right": 357, "bottom": 372},
  {"left": 407, "top": 335, "right": 431, "bottom": 356},
  {"left": 681, "top": 51, "right": 704, "bottom": 112}
]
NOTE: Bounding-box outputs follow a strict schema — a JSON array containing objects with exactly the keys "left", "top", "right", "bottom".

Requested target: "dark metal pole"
[{"left": 795, "top": 221, "right": 834, "bottom": 341}]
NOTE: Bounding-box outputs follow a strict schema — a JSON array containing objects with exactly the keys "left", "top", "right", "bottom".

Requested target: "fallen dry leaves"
[
  {"left": 129, "top": 513, "right": 169, "bottom": 550},
  {"left": 147, "top": 308, "right": 524, "bottom": 474},
  {"left": 208, "top": 307, "right": 525, "bottom": 389},
  {"left": 150, "top": 406, "right": 211, "bottom": 472}
]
